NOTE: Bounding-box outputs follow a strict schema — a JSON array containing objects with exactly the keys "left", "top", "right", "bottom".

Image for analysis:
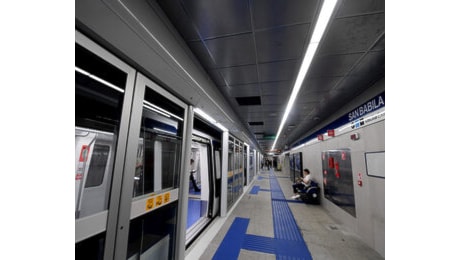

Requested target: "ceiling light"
[
  {"left": 271, "top": 0, "right": 337, "bottom": 151},
  {"left": 195, "top": 108, "right": 228, "bottom": 132}
]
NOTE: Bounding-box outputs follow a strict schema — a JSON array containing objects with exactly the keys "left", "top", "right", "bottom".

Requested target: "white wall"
[{"left": 289, "top": 80, "right": 385, "bottom": 257}]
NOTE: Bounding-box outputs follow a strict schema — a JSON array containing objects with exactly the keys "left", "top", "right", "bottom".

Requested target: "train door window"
[
  {"left": 186, "top": 138, "right": 211, "bottom": 242},
  {"left": 85, "top": 145, "right": 110, "bottom": 188},
  {"left": 132, "top": 87, "right": 183, "bottom": 197},
  {"left": 125, "top": 75, "right": 185, "bottom": 260},
  {"left": 214, "top": 148, "right": 221, "bottom": 193},
  {"left": 238, "top": 142, "right": 243, "bottom": 194},
  {"left": 243, "top": 145, "right": 247, "bottom": 186},
  {"left": 75, "top": 31, "right": 134, "bottom": 260},
  {"left": 227, "top": 138, "right": 234, "bottom": 208}
]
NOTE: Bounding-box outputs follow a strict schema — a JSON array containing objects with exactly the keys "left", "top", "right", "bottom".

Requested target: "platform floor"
[{"left": 186, "top": 169, "right": 384, "bottom": 260}]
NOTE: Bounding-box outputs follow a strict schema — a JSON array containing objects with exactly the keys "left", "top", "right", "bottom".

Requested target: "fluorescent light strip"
[
  {"left": 75, "top": 67, "right": 125, "bottom": 93},
  {"left": 215, "top": 123, "right": 229, "bottom": 132},
  {"left": 194, "top": 108, "right": 215, "bottom": 123},
  {"left": 310, "top": 0, "right": 338, "bottom": 43},
  {"left": 143, "top": 100, "right": 183, "bottom": 121},
  {"left": 195, "top": 108, "right": 228, "bottom": 132},
  {"left": 271, "top": 0, "right": 337, "bottom": 151}
]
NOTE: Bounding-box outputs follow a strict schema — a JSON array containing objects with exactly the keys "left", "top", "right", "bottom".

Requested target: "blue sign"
[
  {"left": 347, "top": 93, "right": 385, "bottom": 122},
  {"left": 292, "top": 92, "right": 385, "bottom": 148}
]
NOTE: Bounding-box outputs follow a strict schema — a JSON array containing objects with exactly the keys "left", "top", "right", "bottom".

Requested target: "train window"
[
  {"left": 85, "top": 145, "right": 110, "bottom": 188},
  {"left": 75, "top": 231, "right": 106, "bottom": 260},
  {"left": 75, "top": 41, "right": 126, "bottom": 218},
  {"left": 126, "top": 202, "right": 178, "bottom": 259},
  {"left": 132, "top": 87, "right": 183, "bottom": 197},
  {"left": 228, "top": 141, "right": 234, "bottom": 171},
  {"left": 75, "top": 41, "right": 127, "bottom": 220},
  {"left": 75, "top": 43, "right": 126, "bottom": 132},
  {"left": 76, "top": 43, "right": 127, "bottom": 92}
]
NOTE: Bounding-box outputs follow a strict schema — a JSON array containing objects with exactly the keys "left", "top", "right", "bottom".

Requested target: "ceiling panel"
[
  {"left": 255, "top": 24, "right": 309, "bottom": 63},
  {"left": 300, "top": 76, "right": 342, "bottom": 94},
  {"left": 237, "top": 105, "right": 263, "bottom": 115},
  {"left": 349, "top": 51, "right": 385, "bottom": 79},
  {"left": 207, "top": 69, "right": 228, "bottom": 86},
  {"left": 226, "top": 84, "right": 260, "bottom": 96},
  {"left": 156, "top": 0, "right": 201, "bottom": 41},
  {"left": 180, "top": 0, "right": 252, "bottom": 39},
  {"left": 319, "top": 14, "right": 385, "bottom": 55},
  {"left": 188, "top": 42, "right": 218, "bottom": 69},
  {"left": 246, "top": 114, "right": 267, "bottom": 122},
  {"left": 258, "top": 60, "right": 299, "bottom": 82},
  {"left": 308, "top": 53, "right": 362, "bottom": 77},
  {"left": 157, "top": 0, "right": 384, "bottom": 153},
  {"left": 336, "top": 51, "right": 384, "bottom": 95},
  {"left": 218, "top": 65, "right": 258, "bottom": 85},
  {"left": 252, "top": 0, "right": 319, "bottom": 30},
  {"left": 262, "top": 104, "right": 285, "bottom": 113},
  {"left": 261, "top": 95, "right": 288, "bottom": 105},
  {"left": 204, "top": 33, "right": 256, "bottom": 67},
  {"left": 249, "top": 125, "right": 265, "bottom": 132},
  {"left": 371, "top": 35, "right": 385, "bottom": 51},
  {"left": 260, "top": 81, "right": 293, "bottom": 95},
  {"left": 336, "top": 0, "right": 385, "bottom": 17}
]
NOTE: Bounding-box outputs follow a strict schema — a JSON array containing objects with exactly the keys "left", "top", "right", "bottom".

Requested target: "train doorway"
[{"left": 185, "top": 131, "right": 221, "bottom": 246}]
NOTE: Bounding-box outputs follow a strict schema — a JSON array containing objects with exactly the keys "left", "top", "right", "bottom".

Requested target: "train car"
[{"left": 75, "top": 127, "right": 115, "bottom": 219}]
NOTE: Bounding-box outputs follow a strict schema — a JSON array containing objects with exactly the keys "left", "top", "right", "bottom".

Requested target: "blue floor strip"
[
  {"left": 212, "top": 217, "right": 249, "bottom": 260},
  {"left": 243, "top": 234, "right": 276, "bottom": 254},
  {"left": 250, "top": 185, "right": 260, "bottom": 194},
  {"left": 213, "top": 172, "right": 312, "bottom": 259},
  {"left": 269, "top": 173, "right": 312, "bottom": 259},
  {"left": 250, "top": 186, "right": 271, "bottom": 195}
]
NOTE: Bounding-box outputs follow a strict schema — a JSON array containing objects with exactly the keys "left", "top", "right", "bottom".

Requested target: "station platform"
[{"left": 186, "top": 169, "right": 384, "bottom": 260}]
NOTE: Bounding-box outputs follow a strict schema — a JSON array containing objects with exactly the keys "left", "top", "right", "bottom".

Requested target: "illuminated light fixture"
[
  {"left": 143, "top": 100, "right": 183, "bottom": 121},
  {"left": 271, "top": 0, "right": 337, "bottom": 151},
  {"left": 194, "top": 108, "right": 228, "bottom": 132},
  {"left": 215, "top": 123, "right": 228, "bottom": 132},
  {"left": 75, "top": 67, "right": 125, "bottom": 93}
]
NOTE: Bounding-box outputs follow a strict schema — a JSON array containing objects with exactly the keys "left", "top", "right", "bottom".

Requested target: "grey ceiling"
[{"left": 156, "top": 0, "right": 385, "bottom": 152}]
